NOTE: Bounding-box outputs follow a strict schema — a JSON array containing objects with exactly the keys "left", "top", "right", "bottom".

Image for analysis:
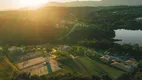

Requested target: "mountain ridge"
[
  {"left": 46, "top": 0, "right": 142, "bottom": 7},
  {"left": 19, "top": 0, "right": 142, "bottom": 10}
]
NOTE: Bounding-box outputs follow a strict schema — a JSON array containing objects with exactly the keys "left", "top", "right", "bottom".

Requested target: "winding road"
[{"left": 59, "top": 21, "right": 80, "bottom": 40}]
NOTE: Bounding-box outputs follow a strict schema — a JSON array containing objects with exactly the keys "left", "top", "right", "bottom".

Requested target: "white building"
[
  {"left": 100, "top": 55, "right": 111, "bottom": 63},
  {"left": 85, "top": 49, "right": 96, "bottom": 56},
  {"left": 8, "top": 46, "right": 24, "bottom": 52},
  {"left": 111, "top": 62, "right": 135, "bottom": 72},
  {"left": 125, "top": 59, "right": 139, "bottom": 68},
  {"left": 0, "top": 47, "right": 3, "bottom": 51},
  {"left": 58, "top": 45, "right": 70, "bottom": 51},
  {"left": 136, "top": 17, "right": 142, "bottom": 22}
]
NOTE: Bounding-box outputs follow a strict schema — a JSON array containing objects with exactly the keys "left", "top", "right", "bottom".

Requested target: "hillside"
[{"left": 0, "top": 6, "right": 142, "bottom": 45}]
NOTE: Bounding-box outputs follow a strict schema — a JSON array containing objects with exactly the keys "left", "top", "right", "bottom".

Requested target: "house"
[
  {"left": 125, "top": 59, "right": 139, "bottom": 68},
  {"left": 100, "top": 55, "right": 111, "bottom": 63},
  {"left": 113, "top": 11, "right": 118, "bottom": 14},
  {"left": 0, "top": 47, "right": 3, "bottom": 55},
  {"left": 51, "top": 49, "right": 57, "bottom": 53},
  {"left": 37, "top": 48, "right": 41, "bottom": 51},
  {"left": 8, "top": 46, "right": 24, "bottom": 52},
  {"left": 8, "top": 46, "right": 16, "bottom": 52},
  {"left": 20, "top": 51, "right": 43, "bottom": 60},
  {"left": 0, "top": 47, "right": 3, "bottom": 51},
  {"left": 111, "top": 62, "right": 135, "bottom": 72},
  {"left": 58, "top": 45, "right": 70, "bottom": 51},
  {"left": 85, "top": 49, "right": 96, "bottom": 56},
  {"left": 136, "top": 17, "right": 142, "bottom": 22}
]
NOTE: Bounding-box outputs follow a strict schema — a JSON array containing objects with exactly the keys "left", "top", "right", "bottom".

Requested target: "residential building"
[
  {"left": 8, "top": 46, "right": 24, "bottom": 52},
  {"left": 136, "top": 17, "right": 142, "bottom": 22},
  {"left": 125, "top": 59, "right": 139, "bottom": 68},
  {"left": 58, "top": 45, "right": 70, "bottom": 51},
  {"left": 100, "top": 55, "right": 111, "bottom": 63},
  {"left": 111, "top": 62, "right": 135, "bottom": 72},
  {"left": 0, "top": 47, "right": 3, "bottom": 51}
]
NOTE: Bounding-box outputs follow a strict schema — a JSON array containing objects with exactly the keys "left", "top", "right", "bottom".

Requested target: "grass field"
[
  {"left": 0, "top": 56, "right": 13, "bottom": 80},
  {"left": 78, "top": 57, "right": 125, "bottom": 79},
  {"left": 59, "top": 55, "right": 125, "bottom": 79}
]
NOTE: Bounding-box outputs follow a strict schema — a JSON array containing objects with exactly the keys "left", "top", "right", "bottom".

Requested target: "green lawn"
[
  {"left": 59, "top": 57, "right": 87, "bottom": 74},
  {"left": 78, "top": 57, "right": 125, "bottom": 79},
  {"left": 59, "top": 56, "right": 125, "bottom": 79}
]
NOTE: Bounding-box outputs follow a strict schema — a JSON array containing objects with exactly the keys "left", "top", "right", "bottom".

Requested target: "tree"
[
  {"left": 102, "top": 74, "right": 112, "bottom": 80},
  {"left": 92, "top": 75, "right": 101, "bottom": 80}
]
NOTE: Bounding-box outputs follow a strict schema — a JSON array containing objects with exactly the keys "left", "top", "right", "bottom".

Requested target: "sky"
[{"left": 0, "top": 0, "right": 101, "bottom": 10}]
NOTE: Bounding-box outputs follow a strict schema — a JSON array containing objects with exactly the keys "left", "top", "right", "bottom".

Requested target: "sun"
[{"left": 19, "top": 0, "right": 49, "bottom": 8}]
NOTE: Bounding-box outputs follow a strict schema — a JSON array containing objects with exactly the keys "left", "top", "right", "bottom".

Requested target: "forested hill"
[{"left": 0, "top": 6, "right": 142, "bottom": 45}]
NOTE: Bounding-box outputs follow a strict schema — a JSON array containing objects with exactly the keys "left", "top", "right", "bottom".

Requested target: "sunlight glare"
[{"left": 19, "top": 0, "right": 49, "bottom": 8}]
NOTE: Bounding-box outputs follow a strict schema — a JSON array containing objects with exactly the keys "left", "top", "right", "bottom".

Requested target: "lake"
[{"left": 114, "top": 29, "right": 142, "bottom": 46}]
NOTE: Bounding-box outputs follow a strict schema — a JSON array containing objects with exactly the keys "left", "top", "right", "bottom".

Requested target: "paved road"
[{"left": 59, "top": 22, "right": 79, "bottom": 40}]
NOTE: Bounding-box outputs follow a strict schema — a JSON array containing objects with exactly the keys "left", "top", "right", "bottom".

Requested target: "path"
[
  {"left": 59, "top": 21, "right": 80, "bottom": 40},
  {"left": 4, "top": 56, "right": 19, "bottom": 72}
]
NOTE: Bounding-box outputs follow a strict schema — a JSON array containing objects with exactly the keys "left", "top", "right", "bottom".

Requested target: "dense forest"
[{"left": 0, "top": 6, "right": 142, "bottom": 45}]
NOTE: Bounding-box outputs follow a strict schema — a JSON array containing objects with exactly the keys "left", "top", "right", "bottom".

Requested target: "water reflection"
[{"left": 114, "top": 29, "right": 142, "bottom": 46}]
